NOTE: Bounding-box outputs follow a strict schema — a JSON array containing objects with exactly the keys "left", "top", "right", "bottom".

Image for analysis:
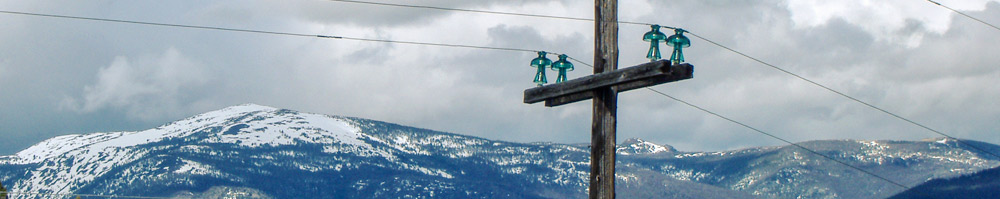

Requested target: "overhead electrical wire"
[
  {"left": 323, "top": 0, "right": 1000, "bottom": 160},
  {"left": 337, "top": 36, "right": 539, "bottom": 53},
  {"left": 326, "top": 0, "right": 656, "bottom": 27},
  {"left": 642, "top": 87, "right": 921, "bottom": 190},
  {"left": 566, "top": 60, "right": 915, "bottom": 191},
  {"left": 926, "top": 0, "right": 1000, "bottom": 32},
  {"left": 0, "top": 6, "right": 977, "bottom": 196},
  {"left": 0, "top": 10, "right": 325, "bottom": 38},
  {"left": 0, "top": 10, "right": 559, "bottom": 55},
  {"left": 0, "top": 5, "right": 946, "bottom": 193},
  {"left": 687, "top": 31, "right": 1000, "bottom": 160},
  {"left": 0, "top": 8, "right": 913, "bottom": 188}
]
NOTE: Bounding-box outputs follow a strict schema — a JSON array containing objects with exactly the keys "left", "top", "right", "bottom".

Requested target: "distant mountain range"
[{"left": 1, "top": 104, "right": 997, "bottom": 199}]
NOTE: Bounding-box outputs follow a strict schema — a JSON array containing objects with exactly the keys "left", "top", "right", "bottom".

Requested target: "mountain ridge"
[{"left": 1, "top": 104, "right": 997, "bottom": 199}]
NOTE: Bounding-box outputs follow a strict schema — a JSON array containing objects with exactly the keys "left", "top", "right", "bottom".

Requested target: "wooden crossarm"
[{"left": 523, "top": 61, "right": 693, "bottom": 107}]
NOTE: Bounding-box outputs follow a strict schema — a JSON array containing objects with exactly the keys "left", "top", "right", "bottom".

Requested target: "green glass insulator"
[
  {"left": 643, "top": 25, "right": 668, "bottom": 62},
  {"left": 551, "top": 54, "right": 574, "bottom": 83},
  {"left": 666, "top": 29, "right": 691, "bottom": 64},
  {"left": 666, "top": 29, "right": 691, "bottom": 48},
  {"left": 530, "top": 51, "right": 552, "bottom": 85},
  {"left": 534, "top": 66, "right": 547, "bottom": 85}
]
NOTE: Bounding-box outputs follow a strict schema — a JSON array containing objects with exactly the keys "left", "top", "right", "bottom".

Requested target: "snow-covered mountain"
[{"left": 0, "top": 104, "right": 998, "bottom": 199}]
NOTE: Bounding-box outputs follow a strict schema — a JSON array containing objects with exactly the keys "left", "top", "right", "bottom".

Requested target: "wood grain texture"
[{"left": 591, "top": 0, "right": 617, "bottom": 198}]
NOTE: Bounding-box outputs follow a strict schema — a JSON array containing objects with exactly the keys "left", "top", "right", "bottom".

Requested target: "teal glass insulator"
[
  {"left": 530, "top": 51, "right": 552, "bottom": 86},
  {"left": 551, "top": 54, "right": 574, "bottom": 83},
  {"left": 666, "top": 28, "right": 691, "bottom": 64},
  {"left": 643, "top": 25, "right": 668, "bottom": 62}
]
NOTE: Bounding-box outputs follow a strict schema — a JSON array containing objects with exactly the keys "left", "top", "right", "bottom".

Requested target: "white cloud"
[
  {"left": 61, "top": 48, "right": 209, "bottom": 121},
  {"left": 785, "top": 0, "right": 999, "bottom": 47}
]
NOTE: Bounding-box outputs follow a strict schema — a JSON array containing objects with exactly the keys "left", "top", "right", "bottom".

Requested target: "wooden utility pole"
[
  {"left": 592, "top": 0, "right": 618, "bottom": 198},
  {"left": 525, "top": 61, "right": 692, "bottom": 198},
  {"left": 523, "top": 1, "right": 693, "bottom": 198}
]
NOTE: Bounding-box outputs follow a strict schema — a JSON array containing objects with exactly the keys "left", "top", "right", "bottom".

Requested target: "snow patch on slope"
[
  {"left": 204, "top": 107, "right": 364, "bottom": 147},
  {"left": 617, "top": 138, "right": 676, "bottom": 155},
  {"left": 1, "top": 104, "right": 279, "bottom": 165},
  {"left": 4, "top": 132, "right": 124, "bottom": 164},
  {"left": 175, "top": 159, "right": 214, "bottom": 175}
]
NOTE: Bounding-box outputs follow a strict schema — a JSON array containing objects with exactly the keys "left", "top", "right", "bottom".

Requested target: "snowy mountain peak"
[
  {"left": 618, "top": 138, "right": 677, "bottom": 155},
  {"left": 922, "top": 137, "right": 958, "bottom": 144},
  {"left": 183, "top": 103, "right": 278, "bottom": 122},
  {"left": 160, "top": 103, "right": 366, "bottom": 148},
  {"left": 215, "top": 103, "right": 278, "bottom": 114},
  {"left": 0, "top": 104, "right": 372, "bottom": 195},
  {"left": 2, "top": 105, "right": 999, "bottom": 199},
  {"left": 4, "top": 103, "right": 360, "bottom": 165}
]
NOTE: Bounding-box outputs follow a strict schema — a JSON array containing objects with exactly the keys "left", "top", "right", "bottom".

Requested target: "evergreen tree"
[{"left": 0, "top": 181, "right": 7, "bottom": 199}]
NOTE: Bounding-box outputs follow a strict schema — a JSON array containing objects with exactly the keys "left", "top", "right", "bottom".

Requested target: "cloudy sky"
[{"left": 1, "top": 0, "right": 998, "bottom": 155}]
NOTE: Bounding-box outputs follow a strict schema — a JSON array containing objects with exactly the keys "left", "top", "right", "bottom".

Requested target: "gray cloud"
[{"left": 60, "top": 48, "right": 210, "bottom": 121}]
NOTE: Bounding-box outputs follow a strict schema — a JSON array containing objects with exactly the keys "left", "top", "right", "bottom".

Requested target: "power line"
[
  {"left": 3, "top": 0, "right": 991, "bottom": 161},
  {"left": 686, "top": 31, "right": 1000, "bottom": 160},
  {"left": 325, "top": 0, "right": 1000, "bottom": 161},
  {"left": 569, "top": 61, "right": 915, "bottom": 192},
  {"left": 0, "top": 6, "right": 984, "bottom": 194},
  {"left": 926, "top": 0, "right": 1000, "bottom": 32},
  {"left": 326, "top": 0, "right": 657, "bottom": 27},
  {"left": 338, "top": 36, "right": 536, "bottom": 53},
  {"left": 348, "top": 0, "right": 954, "bottom": 165},
  {"left": 642, "top": 87, "right": 915, "bottom": 190},
  {"left": 0, "top": 10, "right": 589, "bottom": 60},
  {"left": 0, "top": 10, "right": 327, "bottom": 38}
]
